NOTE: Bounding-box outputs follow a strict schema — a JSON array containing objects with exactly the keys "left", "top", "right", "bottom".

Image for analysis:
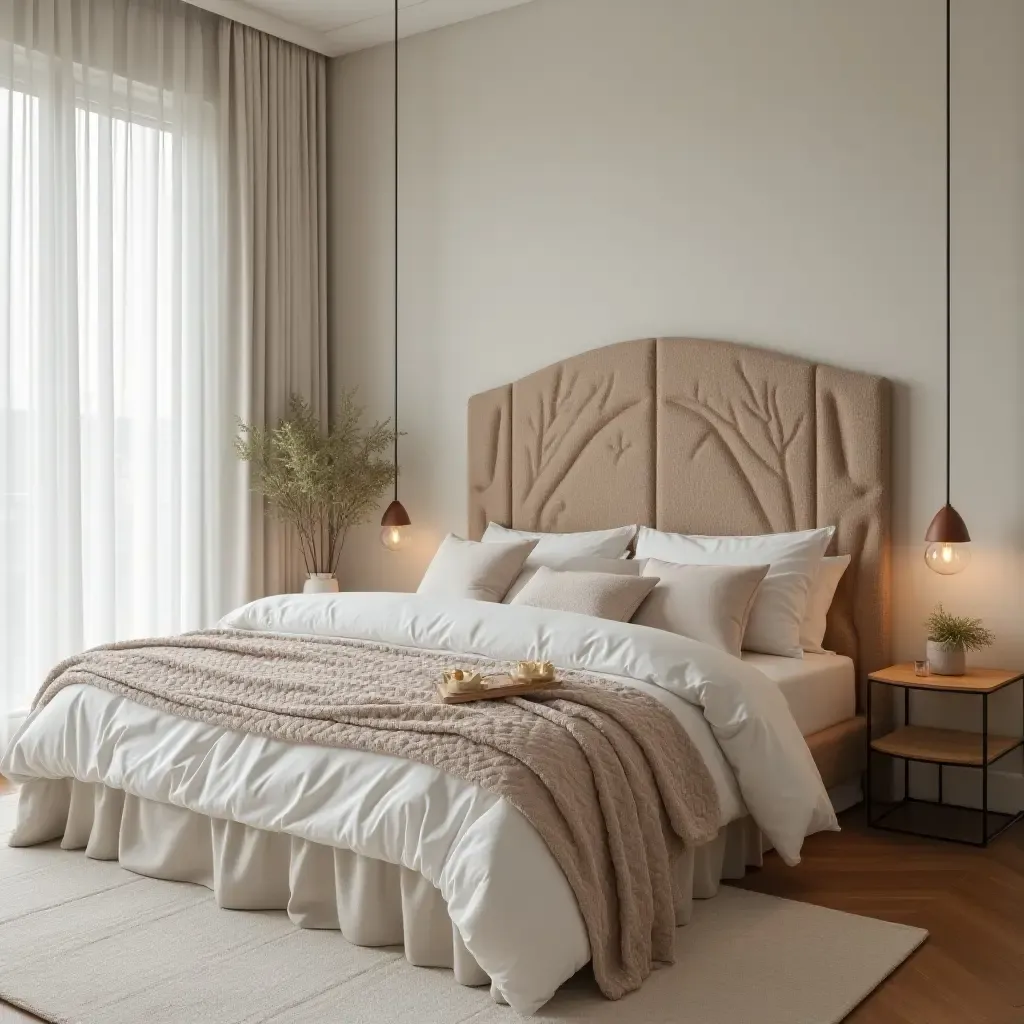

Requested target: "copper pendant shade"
[
  {"left": 380, "top": 0, "right": 410, "bottom": 552},
  {"left": 381, "top": 500, "right": 411, "bottom": 528},
  {"left": 925, "top": 0, "right": 970, "bottom": 574},
  {"left": 925, "top": 504, "right": 970, "bottom": 545}
]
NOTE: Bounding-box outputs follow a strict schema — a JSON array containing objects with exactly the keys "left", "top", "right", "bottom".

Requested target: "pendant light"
[
  {"left": 380, "top": 0, "right": 411, "bottom": 552},
  {"left": 925, "top": 0, "right": 970, "bottom": 575}
]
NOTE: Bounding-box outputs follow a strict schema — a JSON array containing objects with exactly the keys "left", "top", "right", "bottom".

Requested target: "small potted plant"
[
  {"left": 235, "top": 392, "right": 399, "bottom": 592},
  {"left": 925, "top": 604, "right": 995, "bottom": 676}
]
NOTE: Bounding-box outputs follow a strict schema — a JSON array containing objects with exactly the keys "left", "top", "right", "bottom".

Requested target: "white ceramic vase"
[
  {"left": 926, "top": 639, "right": 966, "bottom": 676},
  {"left": 303, "top": 573, "right": 339, "bottom": 595}
]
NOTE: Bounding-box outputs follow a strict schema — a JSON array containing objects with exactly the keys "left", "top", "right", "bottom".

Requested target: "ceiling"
[{"left": 185, "top": 0, "right": 539, "bottom": 57}]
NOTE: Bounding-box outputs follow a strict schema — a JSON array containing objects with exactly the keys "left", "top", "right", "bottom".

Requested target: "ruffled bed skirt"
[{"left": 10, "top": 778, "right": 767, "bottom": 995}]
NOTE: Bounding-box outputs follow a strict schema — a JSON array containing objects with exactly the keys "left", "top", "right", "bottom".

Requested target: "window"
[{"left": 0, "top": 57, "right": 223, "bottom": 730}]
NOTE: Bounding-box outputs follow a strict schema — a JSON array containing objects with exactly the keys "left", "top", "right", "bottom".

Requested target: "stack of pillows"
[{"left": 416, "top": 522, "right": 850, "bottom": 660}]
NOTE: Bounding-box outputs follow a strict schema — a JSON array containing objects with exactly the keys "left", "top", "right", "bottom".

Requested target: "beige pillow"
[
  {"left": 503, "top": 555, "right": 641, "bottom": 602},
  {"left": 417, "top": 534, "right": 538, "bottom": 602},
  {"left": 800, "top": 554, "right": 851, "bottom": 653},
  {"left": 509, "top": 567, "right": 658, "bottom": 622},
  {"left": 632, "top": 559, "right": 770, "bottom": 657},
  {"left": 634, "top": 526, "right": 833, "bottom": 658}
]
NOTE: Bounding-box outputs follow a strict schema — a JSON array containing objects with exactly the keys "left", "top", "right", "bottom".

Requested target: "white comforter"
[{"left": 2, "top": 593, "right": 836, "bottom": 1014}]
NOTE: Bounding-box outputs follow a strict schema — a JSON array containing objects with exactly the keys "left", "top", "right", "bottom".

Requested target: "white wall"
[{"left": 328, "top": 0, "right": 1024, "bottom": 749}]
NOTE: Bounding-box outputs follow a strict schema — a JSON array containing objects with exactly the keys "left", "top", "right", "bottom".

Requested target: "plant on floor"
[
  {"left": 925, "top": 605, "right": 995, "bottom": 651},
  {"left": 235, "top": 392, "right": 398, "bottom": 578}
]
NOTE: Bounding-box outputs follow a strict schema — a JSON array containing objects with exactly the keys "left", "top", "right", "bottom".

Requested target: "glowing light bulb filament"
[
  {"left": 924, "top": 541, "right": 970, "bottom": 575},
  {"left": 380, "top": 523, "right": 409, "bottom": 551}
]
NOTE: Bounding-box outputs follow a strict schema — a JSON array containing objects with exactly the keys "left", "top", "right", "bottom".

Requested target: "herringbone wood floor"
[
  {"left": 1, "top": 777, "right": 1022, "bottom": 1024},
  {"left": 732, "top": 810, "right": 1024, "bottom": 1024}
]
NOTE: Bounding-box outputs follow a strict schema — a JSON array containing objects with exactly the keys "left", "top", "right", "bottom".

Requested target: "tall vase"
[
  {"left": 303, "top": 573, "right": 339, "bottom": 595},
  {"left": 926, "top": 639, "right": 966, "bottom": 676}
]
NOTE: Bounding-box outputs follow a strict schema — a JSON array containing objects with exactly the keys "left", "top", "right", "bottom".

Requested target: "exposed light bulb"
[
  {"left": 380, "top": 499, "right": 411, "bottom": 551},
  {"left": 924, "top": 541, "right": 970, "bottom": 575},
  {"left": 381, "top": 524, "right": 409, "bottom": 551}
]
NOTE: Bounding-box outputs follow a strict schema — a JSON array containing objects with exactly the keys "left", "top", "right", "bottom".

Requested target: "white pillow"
[
  {"left": 481, "top": 522, "right": 636, "bottom": 563},
  {"left": 632, "top": 560, "right": 770, "bottom": 658},
  {"left": 417, "top": 534, "right": 537, "bottom": 602},
  {"left": 634, "top": 526, "right": 834, "bottom": 658},
  {"left": 503, "top": 555, "right": 640, "bottom": 603},
  {"left": 800, "top": 554, "right": 851, "bottom": 653},
  {"left": 509, "top": 567, "right": 658, "bottom": 622}
]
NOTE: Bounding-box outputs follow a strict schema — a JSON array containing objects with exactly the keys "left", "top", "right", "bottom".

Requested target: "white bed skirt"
[{"left": 11, "top": 778, "right": 767, "bottom": 997}]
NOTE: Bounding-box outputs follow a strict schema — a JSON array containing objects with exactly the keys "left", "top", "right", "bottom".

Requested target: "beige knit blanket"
[{"left": 33, "top": 630, "right": 720, "bottom": 1000}]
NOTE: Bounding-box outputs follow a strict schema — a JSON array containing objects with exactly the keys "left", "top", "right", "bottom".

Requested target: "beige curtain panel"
[{"left": 219, "top": 19, "right": 329, "bottom": 599}]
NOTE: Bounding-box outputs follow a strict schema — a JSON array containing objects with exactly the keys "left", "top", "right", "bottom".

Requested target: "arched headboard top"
[{"left": 468, "top": 337, "right": 891, "bottom": 697}]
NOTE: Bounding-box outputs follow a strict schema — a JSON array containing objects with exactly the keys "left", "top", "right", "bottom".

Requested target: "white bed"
[{"left": 5, "top": 593, "right": 837, "bottom": 1015}]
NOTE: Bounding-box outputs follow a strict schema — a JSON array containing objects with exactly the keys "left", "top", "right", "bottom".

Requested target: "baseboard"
[
  {"left": 901, "top": 762, "right": 1024, "bottom": 816},
  {"left": 828, "top": 778, "right": 863, "bottom": 815}
]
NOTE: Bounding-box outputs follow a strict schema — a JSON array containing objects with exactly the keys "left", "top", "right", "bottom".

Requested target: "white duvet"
[{"left": 2, "top": 593, "right": 837, "bottom": 1014}]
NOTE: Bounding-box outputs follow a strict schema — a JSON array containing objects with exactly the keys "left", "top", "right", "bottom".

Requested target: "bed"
[{"left": 1, "top": 337, "right": 891, "bottom": 1015}]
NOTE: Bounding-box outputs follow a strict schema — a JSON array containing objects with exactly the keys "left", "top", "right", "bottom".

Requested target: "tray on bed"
[{"left": 435, "top": 673, "right": 558, "bottom": 704}]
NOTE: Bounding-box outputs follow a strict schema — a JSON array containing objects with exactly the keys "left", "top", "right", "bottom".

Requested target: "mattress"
[{"left": 740, "top": 652, "right": 856, "bottom": 737}]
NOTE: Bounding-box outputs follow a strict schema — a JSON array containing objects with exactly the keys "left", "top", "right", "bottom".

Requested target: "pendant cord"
[
  {"left": 391, "top": 0, "right": 399, "bottom": 503},
  {"left": 945, "top": 0, "right": 951, "bottom": 507}
]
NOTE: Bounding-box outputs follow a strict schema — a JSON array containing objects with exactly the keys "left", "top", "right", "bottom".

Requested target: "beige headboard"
[{"left": 467, "top": 338, "right": 890, "bottom": 705}]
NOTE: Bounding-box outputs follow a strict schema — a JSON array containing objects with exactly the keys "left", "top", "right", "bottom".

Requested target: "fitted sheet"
[{"left": 741, "top": 652, "right": 856, "bottom": 737}]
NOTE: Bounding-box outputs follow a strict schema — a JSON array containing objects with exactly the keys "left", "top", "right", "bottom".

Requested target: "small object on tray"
[
  {"left": 512, "top": 659, "right": 556, "bottom": 683},
  {"left": 443, "top": 668, "right": 484, "bottom": 694},
  {"left": 436, "top": 670, "right": 559, "bottom": 704}
]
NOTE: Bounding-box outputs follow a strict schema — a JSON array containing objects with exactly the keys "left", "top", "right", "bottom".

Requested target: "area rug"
[{"left": 0, "top": 841, "right": 925, "bottom": 1024}]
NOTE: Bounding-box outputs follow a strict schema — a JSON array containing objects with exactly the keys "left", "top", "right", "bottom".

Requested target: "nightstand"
[{"left": 866, "top": 664, "right": 1024, "bottom": 846}]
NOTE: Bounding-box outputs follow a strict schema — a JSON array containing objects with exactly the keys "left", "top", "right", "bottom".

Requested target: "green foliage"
[
  {"left": 925, "top": 604, "right": 995, "bottom": 652},
  {"left": 235, "top": 392, "right": 398, "bottom": 575}
]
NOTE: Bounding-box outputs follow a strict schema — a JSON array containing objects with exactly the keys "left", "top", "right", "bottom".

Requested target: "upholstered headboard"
[{"left": 467, "top": 338, "right": 891, "bottom": 703}]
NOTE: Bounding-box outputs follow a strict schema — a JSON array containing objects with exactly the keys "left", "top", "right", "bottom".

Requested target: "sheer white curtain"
[{"left": 0, "top": 0, "right": 251, "bottom": 755}]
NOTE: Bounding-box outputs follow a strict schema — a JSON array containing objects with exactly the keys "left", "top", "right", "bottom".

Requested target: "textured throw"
[{"left": 32, "top": 631, "right": 720, "bottom": 1000}]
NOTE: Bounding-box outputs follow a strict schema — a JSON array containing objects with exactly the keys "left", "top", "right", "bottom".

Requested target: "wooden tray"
[{"left": 435, "top": 673, "right": 558, "bottom": 704}]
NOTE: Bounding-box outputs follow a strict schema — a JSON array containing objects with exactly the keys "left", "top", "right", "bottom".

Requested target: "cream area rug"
[{"left": 0, "top": 841, "right": 925, "bottom": 1024}]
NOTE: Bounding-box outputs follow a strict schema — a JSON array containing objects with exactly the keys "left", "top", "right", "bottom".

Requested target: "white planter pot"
[
  {"left": 303, "top": 573, "right": 339, "bottom": 595},
  {"left": 926, "top": 639, "right": 966, "bottom": 676}
]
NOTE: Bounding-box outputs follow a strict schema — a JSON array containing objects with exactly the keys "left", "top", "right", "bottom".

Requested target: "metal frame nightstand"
[{"left": 866, "top": 664, "right": 1024, "bottom": 846}]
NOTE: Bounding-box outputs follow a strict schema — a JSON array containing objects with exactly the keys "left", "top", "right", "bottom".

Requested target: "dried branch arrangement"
[{"left": 235, "top": 392, "right": 398, "bottom": 576}]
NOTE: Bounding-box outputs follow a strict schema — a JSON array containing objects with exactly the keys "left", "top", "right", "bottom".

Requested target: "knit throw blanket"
[{"left": 33, "top": 630, "right": 721, "bottom": 1000}]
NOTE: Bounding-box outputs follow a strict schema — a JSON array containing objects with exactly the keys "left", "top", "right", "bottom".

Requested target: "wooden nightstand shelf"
[{"left": 867, "top": 664, "right": 1024, "bottom": 846}]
